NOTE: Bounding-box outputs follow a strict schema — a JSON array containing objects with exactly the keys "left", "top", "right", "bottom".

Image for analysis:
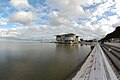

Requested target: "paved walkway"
[{"left": 72, "top": 43, "right": 118, "bottom": 80}]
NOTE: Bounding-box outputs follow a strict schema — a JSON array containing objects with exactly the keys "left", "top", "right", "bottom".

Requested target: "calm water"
[{"left": 0, "top": 41, "right": 90, "bottom": 80}]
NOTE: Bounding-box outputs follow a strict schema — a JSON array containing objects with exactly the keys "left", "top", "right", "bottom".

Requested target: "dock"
[{"left": 72, "top": 43, "right": 119, "bottom": 80}]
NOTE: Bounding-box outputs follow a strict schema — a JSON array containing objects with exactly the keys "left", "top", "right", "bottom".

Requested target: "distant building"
[
  {"left": 55, "top": 33, "right": 79, "bottom": 44},
  {"left": 110, "top": 37, "right": 120, "bottom": 43}
]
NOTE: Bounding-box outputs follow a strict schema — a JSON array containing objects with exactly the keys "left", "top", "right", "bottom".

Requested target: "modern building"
[{"left": 55, "top": 33, "right": 79, "bottom": 44}]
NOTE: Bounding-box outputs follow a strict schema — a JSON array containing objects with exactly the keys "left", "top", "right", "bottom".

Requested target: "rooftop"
[{"left": 55, "top": 33, "right": 77, "bottom": 36}]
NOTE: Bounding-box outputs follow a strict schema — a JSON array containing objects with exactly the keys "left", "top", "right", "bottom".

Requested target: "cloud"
[
  {"left": 0, "top": 17, "right": 8, "bottom": 26},
  {"left": 10, "top": 0, "right": 31, "bottom": 9},
  {"left": 47, "top": 0, "right": 108, "bottom": 21},
  {"left": 1, "top": 0, "right": 120, "bottom": 40},
  {"left": 47, "top": 0, "right": 87, "bottom": 20},
  {"left": 112, "top": 22, "right": 120, "bottom": 28},
  {"left": 92, "top": 1, "right": 114, "bottom": 17},
  {"left": 0, "top": 28, "right": 21, "bottom": 37},
  {"left": 9, "top": 11, "right": 36, "bottom": 25},
  {"left": 0, "top": 21, "right": 7, "bottom": 26},
  {"left": 9, "top": 0, "right": 36, "bottom": 25},
  {"left": 49, "top": 11, "right": 70, "bottom": 26},
  {"left": 46, "top": 0, "right": 118, "bottom": 39}
]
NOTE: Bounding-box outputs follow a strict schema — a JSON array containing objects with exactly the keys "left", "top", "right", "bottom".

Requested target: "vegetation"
[{"left": 100, "top": 26, "right": 120, "bottom": 42}]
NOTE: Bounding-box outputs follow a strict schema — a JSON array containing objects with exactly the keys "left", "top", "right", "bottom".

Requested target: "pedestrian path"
[{"left": 72, "top": 43, "right": 118, "bottom": 80}]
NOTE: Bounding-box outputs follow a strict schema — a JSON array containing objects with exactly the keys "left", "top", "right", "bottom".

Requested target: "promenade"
[{"left": 72, "top": 43, "right": 118, "bottom": 80}]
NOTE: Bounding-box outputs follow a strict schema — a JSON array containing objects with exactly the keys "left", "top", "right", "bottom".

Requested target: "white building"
[{"left": 55, "top": 33, "right": 79, "bottom": 44}]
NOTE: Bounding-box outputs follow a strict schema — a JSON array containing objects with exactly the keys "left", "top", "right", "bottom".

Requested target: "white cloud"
[
  {"left": 84, "top": 22, "right": 96, "bottom": 30},
  {"left": 9, "top": 11, "right": 36, "bottom": 25},
  {"left": 0, "top": 21, "right": 7, "bottom": 26},
  {"left": 47, "top": 0, "right": 110, "bottom": 21},
  {"left": 112, "top": 22, "right": 120, "bottom": 28},
  {"left": 47, "top": 0, "right": 87, "bottom": 20},
  {"left": 108, "top": 15, "right": 119, "bottom": 24},
  {"left": 95, "top": 15, "right": 119, "bottom": 27},
  {"left": 2, "top": 0, "right": 120, "bottom": 40},
  {"left": 79, "top": 0, "right": 120, "bottom": 39},
  {"left": 0, "top": 28, "right": 19, "bottom": 37},
  {"left": 92, "top": 1, "right": 114, "bottom": 17},
  {"left": 9, "top": 0, "right": 36, "bottom": 25},
  {"left": 90, "top": 18, "right": 115, "bottom": 35},
  {"left": 114, "top": 0, "right": 120, "bottom": 16},
  {"left": 49, "top": 11, "right": 70, "bottom": 26},
  {"left": 0, "top": 17, "right": 8, "bottom": 26},
  {"left": 10, "top": 0, "right": 31, "bottom": 9}
]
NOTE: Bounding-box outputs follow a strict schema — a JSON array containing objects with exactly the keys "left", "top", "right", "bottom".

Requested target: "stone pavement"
[{"left": 72, "top": 43, "right": 118, "bottom": 80}]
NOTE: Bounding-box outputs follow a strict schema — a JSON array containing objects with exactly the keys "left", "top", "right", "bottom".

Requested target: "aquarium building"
[{"left": 55, "top": 33, "right": 79, "bottom": 44}]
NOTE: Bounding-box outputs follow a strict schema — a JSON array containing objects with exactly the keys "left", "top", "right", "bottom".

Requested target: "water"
[{"left": 0, "top": 41, "right": 90, "bottom": 80}]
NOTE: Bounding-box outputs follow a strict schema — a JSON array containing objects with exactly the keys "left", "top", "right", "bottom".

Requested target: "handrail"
[
  {"left": 72, "top": 43, "right": 118, "bottom": 80},
  {"left": 98, "top": 43, "right": 118, "bottom": 80}
]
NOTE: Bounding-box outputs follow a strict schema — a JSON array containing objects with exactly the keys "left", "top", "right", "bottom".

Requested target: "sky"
[{"left": 0, "top": 0, "right": 120, "bottom": 40}]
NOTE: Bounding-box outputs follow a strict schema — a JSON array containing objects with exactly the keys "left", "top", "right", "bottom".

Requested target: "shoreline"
[
  {"left": 0, "top": 40, "right": 40, "bottom": 42},
  {"left": 65, "top": 49, "right": 92, "bottom": 80}
]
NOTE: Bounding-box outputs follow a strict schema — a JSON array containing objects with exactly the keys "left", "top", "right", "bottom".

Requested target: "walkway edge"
[
  {"left": 72, "top": 43, "right": 118, "bottom": 80},
  {"left": 98, "top": 44, "right": 118, "bottom": 80}
]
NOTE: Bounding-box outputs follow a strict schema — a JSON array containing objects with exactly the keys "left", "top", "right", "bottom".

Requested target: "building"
[
  {"left": 55, "top": 33, "right": 79, "bottom": 44},
  {"left": 109, "top": 37, "right": 120, "bottom": 43}
]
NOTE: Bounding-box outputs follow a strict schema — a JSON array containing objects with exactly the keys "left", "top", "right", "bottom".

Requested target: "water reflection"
[
  {"left": 0, "top": 42, "right": 90, "bottom": 80},
  {"left": 80, "top": 43, "right": 83, "bottom": 46},
  {"left": 56, "top": 44, "right": 79, "bottom": 54}
]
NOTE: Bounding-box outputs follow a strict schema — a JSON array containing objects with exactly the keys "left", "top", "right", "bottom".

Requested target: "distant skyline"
[{"left": 0, "top": 0, "right": 120, "bottom": 40}]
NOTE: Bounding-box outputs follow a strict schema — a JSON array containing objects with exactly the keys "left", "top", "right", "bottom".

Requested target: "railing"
[{"left": 72, "top": 43, "right": 118, "bottom": 80}]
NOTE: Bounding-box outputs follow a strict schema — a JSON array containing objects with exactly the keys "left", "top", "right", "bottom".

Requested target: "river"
[{"left": 0, "top": 41, "right": 90, "bottom": 80}]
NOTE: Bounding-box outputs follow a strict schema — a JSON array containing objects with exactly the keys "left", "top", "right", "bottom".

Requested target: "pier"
[{"left": 72, "top": 43, "right": 120, "bottom": 80}]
